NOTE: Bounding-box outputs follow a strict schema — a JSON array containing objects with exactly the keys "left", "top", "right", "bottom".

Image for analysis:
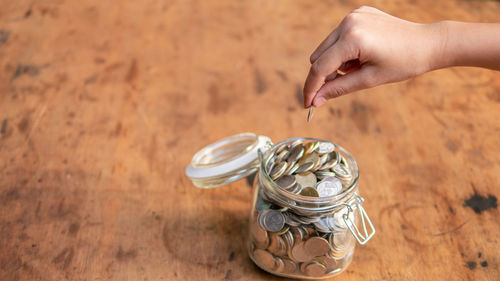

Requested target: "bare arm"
[{"left": 303, "top": 6, "right": 500, "bottom": 108}]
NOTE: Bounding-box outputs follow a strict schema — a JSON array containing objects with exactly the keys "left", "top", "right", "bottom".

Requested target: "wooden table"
[{"left": 1, "top": 1, "right": 499, "bottom": 280}]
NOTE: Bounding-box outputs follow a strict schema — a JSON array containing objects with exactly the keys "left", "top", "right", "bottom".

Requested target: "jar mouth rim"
[{"left": 259, "top": 137, "right": 359, "bottom": 204}]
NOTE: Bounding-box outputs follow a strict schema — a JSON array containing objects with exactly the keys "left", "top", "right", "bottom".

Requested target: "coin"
[
  {"left": 295, "top": 172, "right": 317, "bottom": 189},
  {"left": 284, "top": 161, "right": 300, "bottom": 175},
  {"left": 287, "top": 145, "right": 305, "bottom": 164},
  {"left": 270, "top": 161, "right": 288, "bottom": 180},
  {"left": 314, "top": 170, "right": 336, "bottom": 181},
  {"left": 291, "top": 242, "right": 312, "bottom": 262},
  {"left": 313, "top": 215, "right": 338, "bottom": 233},
  {"left": 315, "top": 177, "right": 343, "bottom": 197},
  {"left": 260, "top": 210, "right": 286, "bottom": 233},
  {"left": 288, "top": 183, "right": 302, "bottom": 194},
  {"left": 251, "top": 221, "right": 269, "bottom": 249},
  {"left": 268, "top": 233, "right": 287, "bottom": 256},
  {"left": 304, "top": 236, "right": 330, "bottom": 257},
  {"left": 276, "top": 225, "right": 290, "bottom": 236},
  {"left": 317, "top": 254, "right": 340, "bottom": 271},
  {"left": 333, "top": 164, "right": 351, "bottom": 179},
  {"left": 253, "top": 249, "right": 276, "bottom": 270},
  {"left": 284, "top": 213, "right": 301, "bottom": 227},
  {"left": 317, "top": 142, "right": 335, "bottom": 154},
  {"left": 304, "top": 261, "right": 327, "bottom": 277},
  {"left": 274, "top": 256, "right": 285, "bottom": 273},
  {"left": 307, "top": 106, "right": 314, "bottom": 122},
  {"left": 294, "top": 161, "right": 315, "bottom": 174},
  {"left": 275, "top": 143, "right": 289, "bottom": 154},
  {"left": 275, "top": 175, "right": 296, "bottom": 190},
  {"left": 282, "top": 230, "right": 294, "bottom": 247},
  {"left": 304, "top": 141, "right": 319, "bottom": 154},
  {"left": 282, "top": 258, "right": 298, "bottom": 273},
  {"left": 275, "top": 149, "right": 289, "bottom": 163},
  {"left": 300, "top": 186, "right": 319, "bottom": 197}
]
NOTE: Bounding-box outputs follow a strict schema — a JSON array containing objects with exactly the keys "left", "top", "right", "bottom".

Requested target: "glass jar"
[{"left": 186, "top": 133, "right": 375, "bottom": 280}]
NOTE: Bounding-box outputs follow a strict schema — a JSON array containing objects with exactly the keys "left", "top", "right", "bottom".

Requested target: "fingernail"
[{"left": 313, "top": 96, "right": 326, "bottom": 107}]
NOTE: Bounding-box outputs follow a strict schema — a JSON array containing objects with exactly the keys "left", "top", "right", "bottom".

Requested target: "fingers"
[
  {"left": 303, "top": 41, "right": 357, "bottom": 107},
  {"left": 310, "top": 29, "right": 340, "bottom": 64},
  {"left": 312, "top": 66, "right": 376, "bottom": 106}
]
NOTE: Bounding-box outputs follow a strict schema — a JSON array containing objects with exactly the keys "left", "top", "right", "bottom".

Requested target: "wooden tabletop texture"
[{"left": 1, "top": 0, "right": 499, "bottom": 280}]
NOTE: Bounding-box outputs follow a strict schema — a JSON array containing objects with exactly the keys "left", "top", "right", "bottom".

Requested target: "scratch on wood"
[
  {"left": 25, "top": 104, "right": 47, "bottom": 144},
  {"left": 431, "top": 221, "right": 468, "bottom": 236},
  {"left": 429, "top": 110, "right": 447, "bottom": 128}
]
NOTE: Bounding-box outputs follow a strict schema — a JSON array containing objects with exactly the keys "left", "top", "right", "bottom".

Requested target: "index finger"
[
  {"left": 310, "top": 29, "right": 340, "bottom": 64},
  {"left": 303, "top": 41, "right": 355, "bottom": 107}
]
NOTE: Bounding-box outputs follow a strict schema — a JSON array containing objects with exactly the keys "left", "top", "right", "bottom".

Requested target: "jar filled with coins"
[{"left": 186, "top": 133, "right": 375, "bottom": 279}]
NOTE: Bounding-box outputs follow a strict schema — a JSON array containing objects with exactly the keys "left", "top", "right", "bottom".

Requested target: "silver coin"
[
  {"left": 333, "top": 164, "right": 351, "bottom": 179},
  {"left": 307, "top": 106, "right": 314, "bottom": 122},
  {"left": 287, "top": 145, "right": 305, "bottom": 164},
  {"left": 275, "top": 143, "right": 289, "bottom": 154},
  {"left": 284, "top": 212, "right": 301, "bottom": 227},
  {"left": 317, "top": 142, "right": 335, "bottom": 154},
  {"left": 261, "top": 209, "right": 286, "bottom": 232},
  {"left": 314, "top": 170, "right": 336, "bottom": 180},
  {"left": 275, "top": 175, "right": 297, "bottom": 190},
  {"left": 285, "top": 161, "right": 300, "bottom": 175},
  {"left": 275, "top": 149, "right": 289, "bottom": 163},
  {"left": 294, "top": 162, "right": 315, "bottom": 174},
  {"left": 315, "top": 177, "right": 343, "bottom": 197},
  {"left": 270, "top": 161, "right": 288, "bottom": 179}
]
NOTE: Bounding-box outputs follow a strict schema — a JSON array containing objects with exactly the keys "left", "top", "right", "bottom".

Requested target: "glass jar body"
[{"left": 247, "top": 138, "right": 360, "bottom": 279}]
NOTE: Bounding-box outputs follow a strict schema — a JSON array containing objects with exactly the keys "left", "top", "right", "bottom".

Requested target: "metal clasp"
[{"left": 343, "top": 194, "right": 375, "bottom": 245}]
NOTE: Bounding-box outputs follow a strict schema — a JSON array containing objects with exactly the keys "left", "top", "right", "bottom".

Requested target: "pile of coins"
[
  {"left": 268, "top": 140, "right": 353, "bottom": 198},
  {"left": 249, "top": 140, "right": 356, "bottom": 278}
]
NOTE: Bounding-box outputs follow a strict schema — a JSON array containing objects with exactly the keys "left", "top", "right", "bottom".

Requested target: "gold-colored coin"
[
  {"left": 267, "top": 233, "right": 287, "bottom": 257},
  {"left": 300, "top": 187, "right": 320, "bottom": 197},
  {"left": 318, "top": 253, "right": 340, "bottom": 272},
  {"left": 251, "top": 221, "right": 269, "bottom": 249},
  {"left": 291, "top": 242, "right": 312, "bottom": 262},
  {"left": 253, "top": 249, "right": 276, "bottom": 271},
  {"left": 295, "top": 172, "right": 317, "bottom": 189},
  {"left": 282, "top": 258, "right": 298, "bottom": 273},
  {"left": 304, "top": 141, "right": 319, "bottom": 154},
  {"left": 304, "top": 236, "right": 330, "bottom": 257},
  {"left": 276, "top": 225, "right": 290, "bottom": 236},
  {"left": 274, "top": 256, "right": 285, "bottom": 273},
  {"left": 304, "top": 261, "right": 327, "bottom": 277}
]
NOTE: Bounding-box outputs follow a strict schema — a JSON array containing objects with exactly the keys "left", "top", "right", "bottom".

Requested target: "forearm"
[{"left": 433, "top": 21, "right": 500, "bottom": 71}]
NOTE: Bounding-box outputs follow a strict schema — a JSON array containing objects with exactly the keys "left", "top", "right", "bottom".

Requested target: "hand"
[{"left": 303, "top": 6, "right": 443, "bottom": 107}]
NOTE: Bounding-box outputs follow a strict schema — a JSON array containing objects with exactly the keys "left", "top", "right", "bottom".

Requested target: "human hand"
[{"left": 303, "top": 6, "right": 444, "bottom": 107}]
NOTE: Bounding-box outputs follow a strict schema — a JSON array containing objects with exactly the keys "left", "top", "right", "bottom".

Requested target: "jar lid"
[{"left": 185, "top": 133, "right": 272, "bottom": 188}]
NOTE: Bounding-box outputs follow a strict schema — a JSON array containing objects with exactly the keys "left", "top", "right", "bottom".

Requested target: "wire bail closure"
[{"left": 343, "top": 194, "right": 376, "bottom": 245}]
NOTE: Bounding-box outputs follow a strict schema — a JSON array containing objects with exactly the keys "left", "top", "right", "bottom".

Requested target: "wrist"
[{"left": 423, "top": 21, "right": 453, "bottom": 72}]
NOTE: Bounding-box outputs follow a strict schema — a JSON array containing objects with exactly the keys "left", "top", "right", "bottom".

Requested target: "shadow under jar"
[{"left": 186, "top": 133, "right": 375, "bottom": 280}]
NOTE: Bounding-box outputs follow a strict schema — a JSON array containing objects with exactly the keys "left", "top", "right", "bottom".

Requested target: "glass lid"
[{"left": 185, "top": 132, "right": 272, "bottom": 188}]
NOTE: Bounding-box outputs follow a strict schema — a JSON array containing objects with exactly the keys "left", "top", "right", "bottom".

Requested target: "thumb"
[{"left": 312, "top": 66, "right": 377, "bottom": 106}]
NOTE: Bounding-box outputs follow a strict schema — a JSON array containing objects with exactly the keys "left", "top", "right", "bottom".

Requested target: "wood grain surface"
[{"left": 1, "top": 0, "right": 499, "bottom": 280}]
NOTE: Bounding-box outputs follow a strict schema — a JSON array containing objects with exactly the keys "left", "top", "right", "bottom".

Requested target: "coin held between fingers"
[{"left": 307, "top": 106, "right": 314, "bottom": 122}]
